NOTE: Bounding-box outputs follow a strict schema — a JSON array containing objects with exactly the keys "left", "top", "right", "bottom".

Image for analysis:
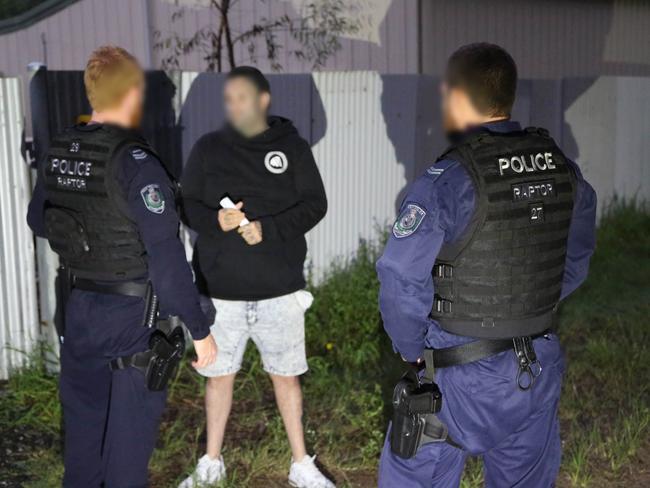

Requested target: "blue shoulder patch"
[
  {"left": 140, "top": 184, "right": 166, "bottom": 214},
  {"left": 393, "top": 204, "right": 426, "bottom": 239}
]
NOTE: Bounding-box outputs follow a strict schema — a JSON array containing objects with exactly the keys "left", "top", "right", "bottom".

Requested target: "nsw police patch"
[
  {"left": 393, "top": 204, "right": 426, "bottom": 238},
  {"left": 140, "top": 184, "right": 165, "bottom": 214}
]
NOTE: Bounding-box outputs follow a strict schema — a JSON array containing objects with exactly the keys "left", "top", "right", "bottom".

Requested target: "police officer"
[
  {"left": 26, "top": 46, "right": 217, "bottom": 487},
  {"left": 377, "top": 43, "right": 597, "bottom": 487}
]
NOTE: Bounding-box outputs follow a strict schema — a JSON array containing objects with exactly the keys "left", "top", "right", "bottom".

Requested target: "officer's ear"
[
  {"left": 448, "top": 87, "right": 478, "bottom": 126},
  {"left": 260, "top": 91, "right": 271, "bottom": 113},
  {"left": 123, "top": 85, "right": 143, "bottom": 108}
]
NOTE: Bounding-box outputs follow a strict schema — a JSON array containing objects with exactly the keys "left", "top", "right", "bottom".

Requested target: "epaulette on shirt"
[
  {"left": 129, "top": 147, "right": 149, "bottom": 161},
  {"left": 424, "top": 158, "right": 459, "bottom": 183}
]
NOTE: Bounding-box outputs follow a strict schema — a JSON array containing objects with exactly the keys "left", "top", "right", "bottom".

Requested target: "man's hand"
[
  {"left": 218, "top": 201, "right": 246, "bottom": 232},
  {"left": 191, "top": 334, "right": 218, "bottom": 370},
  {"left": 238, "top": 221, "right": 263, "bottom": 245}
]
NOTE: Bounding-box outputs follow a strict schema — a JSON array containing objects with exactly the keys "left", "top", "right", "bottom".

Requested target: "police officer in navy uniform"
[
  {"left": 377, "top": 43, "right": 597, "bottom": 487},
  {"left": 26, "top": 46, "right": 217, "bottom": 487}
]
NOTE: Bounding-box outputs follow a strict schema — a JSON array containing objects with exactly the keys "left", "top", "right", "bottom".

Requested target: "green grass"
[
  {"left": 1, "top": 201, "right": 648, "bottom": 487},
  {"left": 555, "top": 200, "right": 650, "bottom": 487}
]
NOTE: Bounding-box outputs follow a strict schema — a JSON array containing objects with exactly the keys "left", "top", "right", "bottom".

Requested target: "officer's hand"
[
  {"left": 218, "top": 201, "right": 245, "bottom": 232},
  {"left": 238, "top": 221, "right": 263, "bottom": 245},
  {"left": 191, "top": 335, "right": 218, "bottom": 369}
]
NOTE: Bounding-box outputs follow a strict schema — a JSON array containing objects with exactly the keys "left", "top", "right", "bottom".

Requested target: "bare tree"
[{"left": 154, "top": 0, "right": 362, "bottom": 72}]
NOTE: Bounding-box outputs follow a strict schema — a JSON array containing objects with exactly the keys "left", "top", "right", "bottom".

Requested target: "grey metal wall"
[
  {"left": 0, "top": 0, "right": 419, "bottom": 76},
  {"left": 2, "top": 0, "right": 649, "bottom": 79},
  {"left": 0, "top": 78, "right": 39, "bottom": 379},
  {"left": 150, "top": 0, "right": 419, "bottom": 73},
  {"left": 421, "top": 0, "right": 650, "bottom": 78},
  {"left": 0, "top": 0, "right": 152, "bottom": 77}
]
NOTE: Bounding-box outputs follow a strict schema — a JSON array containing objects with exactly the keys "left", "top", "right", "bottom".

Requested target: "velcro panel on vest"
[{"left": 432, "top": 129, "right": 575, "bottom": 333}]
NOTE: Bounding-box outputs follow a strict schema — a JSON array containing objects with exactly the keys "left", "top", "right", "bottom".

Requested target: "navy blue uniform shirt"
[
  {"left": 377, "top": 120, "right": 598, "bottom": 362},
  {"left": 27, "top": 139, "right": 210, "bottom": 340}
]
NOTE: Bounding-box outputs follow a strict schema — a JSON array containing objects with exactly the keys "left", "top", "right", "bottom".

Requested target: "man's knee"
[
  {"left": 206, "top": 373, "right": 236, "bottom": 391},
  {"left": 269, "top": 374, "right": 301, "bottom": 389}
]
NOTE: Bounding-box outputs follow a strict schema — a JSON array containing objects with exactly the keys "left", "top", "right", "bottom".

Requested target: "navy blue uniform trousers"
[
  {"left": 60, "top": 290, "right": 167, "bottom": 488},
  {"left": 379, "top": 332, "right": 565, "bottom": 488}
]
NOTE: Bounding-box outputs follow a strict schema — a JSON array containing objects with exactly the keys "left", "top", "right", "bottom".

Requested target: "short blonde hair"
[{"left": 84, "top": 46, "right": 143, "bottom": 111}]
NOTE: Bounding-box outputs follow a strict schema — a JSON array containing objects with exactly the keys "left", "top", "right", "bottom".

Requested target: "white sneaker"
[
  {"left": 178, "top": 454, "right": 226, "bottom": 488},
  {"left": 288, "top": 455, "right": 336, "bottom": 488}
]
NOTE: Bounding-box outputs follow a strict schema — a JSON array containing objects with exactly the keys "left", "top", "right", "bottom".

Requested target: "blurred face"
[
  {"left": 440, "top": 81, "right": 477, "bottom": 134},
  {"left": 118, "top": 82, "right": 144, "bottom": 129},
  {"left": 224, "top": 77, "right": 270, "bottom": 134}
]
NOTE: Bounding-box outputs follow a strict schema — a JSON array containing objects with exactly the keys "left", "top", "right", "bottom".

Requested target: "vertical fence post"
[
  {"left": 28, "top": 64, "right": 61, "bottom": 369},
  {"left": 0, "top": 77, "right": 40, "bottom": 379}
]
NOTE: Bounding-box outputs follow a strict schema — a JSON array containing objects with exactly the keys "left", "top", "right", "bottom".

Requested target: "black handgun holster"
[
  {"left": 109, "top": 290, "right": 186, "bottom": 392},
  {"left": 390, "top": 350, "right": 454, "bottom": 458}
]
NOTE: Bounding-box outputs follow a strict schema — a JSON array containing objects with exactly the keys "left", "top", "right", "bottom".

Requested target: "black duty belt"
[
  {"left": 73, "top": 278, "right": 149, "bottom": 298},
  {"left": 430, "top": 332, "right": 547, "bottom": 390}
]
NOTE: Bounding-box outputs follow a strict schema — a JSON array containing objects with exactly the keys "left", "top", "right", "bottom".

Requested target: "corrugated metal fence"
[
  {"left": 0, "top": 77, "right": 39, "bottom": 379},
  {"left": 1, "top": 69, "right": 648, "bottom": 377}
]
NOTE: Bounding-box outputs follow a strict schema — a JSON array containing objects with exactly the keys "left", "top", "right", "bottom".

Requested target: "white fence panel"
[
  {"left": 565, "top": 76, "right": 650, "bottom": 210},
  {"left": 0, "top": 78, "right": 39, "bottom": 379},
  {"left": 307, "top": 71, "right": 407, "bottom": 278}
]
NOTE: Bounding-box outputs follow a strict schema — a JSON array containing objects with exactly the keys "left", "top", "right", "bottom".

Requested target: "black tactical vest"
[
  {"left": 430, "top": 127, "right": 576, "bottom": 339},
  {"left": 43, "top": 124, "right": 154, "bottom": 281}
]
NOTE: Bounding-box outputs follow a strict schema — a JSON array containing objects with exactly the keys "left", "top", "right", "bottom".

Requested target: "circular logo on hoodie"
[{"left": 264, "top": 151, "right": 288, "bottom": 174}]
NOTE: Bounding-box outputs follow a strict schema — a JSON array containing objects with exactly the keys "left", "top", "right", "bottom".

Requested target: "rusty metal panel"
[{"left": 0, "top": 77, "right": 39, "bottom": 379}]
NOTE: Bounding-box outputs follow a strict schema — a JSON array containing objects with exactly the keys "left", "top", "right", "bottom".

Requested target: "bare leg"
[
  {"left": 270, "top": 374, "right": 307, "bottom": 461},
  {"left": 205, "top": 373, "right": 236, "bottom": 459}
]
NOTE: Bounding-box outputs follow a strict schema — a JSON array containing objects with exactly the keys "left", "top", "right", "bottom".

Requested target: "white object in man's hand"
[
  {"left": 192, "top": 334, "right": 218, "bottom": 370},
  {"left": 218, "top": 199, "right": 247, "bottom": 232},
  {"left": 220, "top": 197, "right": 249, "bottom": 226}
]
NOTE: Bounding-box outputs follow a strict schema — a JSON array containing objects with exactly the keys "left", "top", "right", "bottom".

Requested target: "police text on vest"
[
  {"left": 511, "top": 179, "right": 556, "bottom": 202},
  {"left": 49, "top": 158, "right": 93, "bottom": 191},
  {"left": 498, "top": 153, "right": 556, "bottom": 176}
]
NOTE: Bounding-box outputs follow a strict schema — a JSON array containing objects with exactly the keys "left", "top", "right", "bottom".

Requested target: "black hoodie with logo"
[{"left": 181, "top": 116, "right": 327, "bottom": 300}]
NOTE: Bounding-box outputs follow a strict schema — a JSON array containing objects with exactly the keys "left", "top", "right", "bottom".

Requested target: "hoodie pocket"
[{"left": 207, "top": 242, "right": 302, "bottom": 297}]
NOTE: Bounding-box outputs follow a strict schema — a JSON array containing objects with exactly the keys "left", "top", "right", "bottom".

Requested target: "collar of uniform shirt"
[{"left": 479, "top": 119, "right": 522, "bottom": 133}]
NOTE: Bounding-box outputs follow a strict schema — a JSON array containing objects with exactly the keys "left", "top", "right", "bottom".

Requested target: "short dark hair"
[
  {"left": 226, "top": 66, "right": 271, "bottom": 94},
  {"left": 446, "top": 43, "right": 517, "bottom": 117}
]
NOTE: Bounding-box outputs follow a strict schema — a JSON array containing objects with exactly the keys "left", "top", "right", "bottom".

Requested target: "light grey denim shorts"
[{"left": 196, "top": 290, "right": 313, "bottom": 377}]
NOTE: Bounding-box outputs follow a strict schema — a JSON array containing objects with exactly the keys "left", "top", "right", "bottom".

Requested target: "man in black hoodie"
[{"left": 179, "top": 67, "right": 333, "bottom": 488}]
